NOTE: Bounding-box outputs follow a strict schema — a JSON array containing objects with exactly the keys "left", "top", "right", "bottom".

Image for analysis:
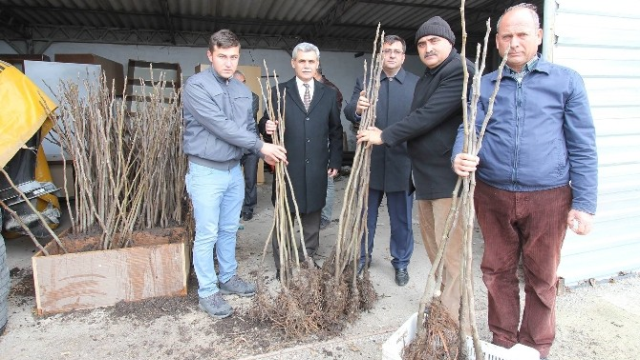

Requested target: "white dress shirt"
[{"left": 295, "top": 77, "right": 314, "bottom": 103}]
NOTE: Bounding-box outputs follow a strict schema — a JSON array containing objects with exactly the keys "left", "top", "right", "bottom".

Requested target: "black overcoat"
[
  {"left": 381, "top": 49, "right": 475, "bottom": 200},
  {"left": 344, "top": 68, "right": 418, "bottom": 192},
  {"left": 260, "top": 77, "right": 343, "bottom": 214}
]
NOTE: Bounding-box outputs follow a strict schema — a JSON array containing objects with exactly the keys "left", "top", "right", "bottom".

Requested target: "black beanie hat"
[{"left": 415, "top": 16, "right": 455, "bottom": 45}]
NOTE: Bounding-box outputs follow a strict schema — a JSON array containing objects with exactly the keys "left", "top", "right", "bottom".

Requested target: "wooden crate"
[
  {"left": 127, "top": 60, "right": 181, "bottom": 86},
  {"left": 126, "top": 60, "right": 181, "bottom": 115},
  {"left": 32, "top": 227, "right": 189, "bottom": 315}
]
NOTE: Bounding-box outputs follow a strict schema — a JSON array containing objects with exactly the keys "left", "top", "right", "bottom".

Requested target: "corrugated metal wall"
[{"left": 548, "top": 0, "right": 640, "bottom": 285}]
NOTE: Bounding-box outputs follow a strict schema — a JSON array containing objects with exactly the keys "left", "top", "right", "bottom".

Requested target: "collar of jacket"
[
  {"left": 209, "top": 67, "right": 232, "bottom": 85},
  {"left": 382, "top": 67, "right": 407, "bottom": 83},
  {"left": 487, "top": 53, "right": 551, "bottom": 82},
  {"left": 423, "top": 48, "right": 458, "bottom": 76}
]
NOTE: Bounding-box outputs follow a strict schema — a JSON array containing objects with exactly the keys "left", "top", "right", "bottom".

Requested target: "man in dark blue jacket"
[
  {"left": 344, "top": 35, "right": 419, "bottom": 286},
  {"left": 453, "top": 4, "right": 597, "bottom": 359}
]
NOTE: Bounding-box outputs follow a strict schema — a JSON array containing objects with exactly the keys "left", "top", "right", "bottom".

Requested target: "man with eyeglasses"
[
  {"left": 344, "top": 35, "right": 419, "bottom": 286},
  {"left": 357, "top": 17, "right": 475, "bottom": 321},
  {"left": 183, "top": 29, "right": 287, "bottom": 319}
]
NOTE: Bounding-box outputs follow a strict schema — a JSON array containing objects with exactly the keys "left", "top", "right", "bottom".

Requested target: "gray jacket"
[{"left": 183, "top": 67, "right": 263, "bottom": 169}]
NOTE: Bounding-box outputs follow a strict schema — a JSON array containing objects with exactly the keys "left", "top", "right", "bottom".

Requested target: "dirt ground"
[{"left": 1, "top": 175, "right": 639, "bottom": 360}]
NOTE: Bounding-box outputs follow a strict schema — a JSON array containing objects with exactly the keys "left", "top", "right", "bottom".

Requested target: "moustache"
[{"left": 424, "top": 51, "right": 436, "bottom": 58}]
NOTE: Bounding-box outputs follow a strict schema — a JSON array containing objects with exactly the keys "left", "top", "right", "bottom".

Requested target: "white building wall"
[
  {"left": 547, "top": 0, "right": 640, "bottom": 285},
  {"left": 0, "top": 40, "right": 425, "bottom": 150}
]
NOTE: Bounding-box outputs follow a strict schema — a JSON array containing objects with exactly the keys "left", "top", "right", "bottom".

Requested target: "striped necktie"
[{"left": 303, "top": 83, "right": 311, "bottom": 111}]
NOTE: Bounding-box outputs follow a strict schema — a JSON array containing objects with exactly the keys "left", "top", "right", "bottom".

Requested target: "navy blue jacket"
[
  {"left": 453, "top": 57, "right": 597, "bottom": 214},
  {"left": 344, "top": 68, "right": 418, "bottom": 192}
]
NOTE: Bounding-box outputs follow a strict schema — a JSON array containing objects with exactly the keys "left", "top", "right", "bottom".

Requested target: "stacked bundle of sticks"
[
  {"left": 251, "top": 62, "right": 327, "bottom": 338},
  {"left": 325, "top": 26, "right": 385, "bottom": 281},
  {"left": 53, "top": 72, "right": 186, "bottom": 250},
  {"left": 404, "top": 2, "right": 509, "bottom": 358},
  {"left": 251, "top": 29, "right": 385, "bottom": 338},
  {"left": 259, "top": 60, "right": 308, "bottom": 286}
]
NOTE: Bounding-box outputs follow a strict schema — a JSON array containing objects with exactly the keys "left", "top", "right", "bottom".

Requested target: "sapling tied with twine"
[{"left": 403, "top": 3, "right": 510, "bottom": 359}]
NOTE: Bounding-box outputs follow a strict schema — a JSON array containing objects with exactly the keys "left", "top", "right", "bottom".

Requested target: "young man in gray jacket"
[{"left": 183, "top": 29, "right": 286, "bottom": 319}]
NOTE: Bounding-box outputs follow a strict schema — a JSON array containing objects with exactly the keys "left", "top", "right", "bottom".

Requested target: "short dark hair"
[
  {"left": 384, "top": 35, "right": 406, "bottom": 53},
  {"left": 209, "top": 29, "right": 241, "bottom": 52}
]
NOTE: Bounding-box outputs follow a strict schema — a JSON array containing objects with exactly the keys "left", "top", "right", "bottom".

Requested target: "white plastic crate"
[{"left": 382, "top": 313, "right": 540, "bottom": 360}]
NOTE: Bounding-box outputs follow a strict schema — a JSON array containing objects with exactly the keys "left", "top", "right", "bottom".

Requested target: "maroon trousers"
[{"left": 474, "top": 180, "right": 571, "bottom": 358}]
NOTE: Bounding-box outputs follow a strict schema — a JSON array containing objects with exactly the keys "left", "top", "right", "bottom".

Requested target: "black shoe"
[
  {"left": 275, "top": 269, "right": 280, "bottom": 281},
  {"left": 241, "top": 212, "right": 253, "bottom": 221},
  {"left": 319, "top": 217, "right": 331, "bottom": 230},
  {"left": 395, "top": 268, "right": 409, "bottom": 286}
]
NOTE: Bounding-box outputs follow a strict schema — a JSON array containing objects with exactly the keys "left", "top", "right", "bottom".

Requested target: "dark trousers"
[
  {"left": 475, "top": 180, "right": 571, "bottom": 358},
  {"left": 272, "top": 210, "right": 321, "bottom": 269},
  {"left": 240, "top": 152, "right": 258, "bottom": 214},
  {"left": 360, "top": 189, "right": 414, "bottom": 269}
]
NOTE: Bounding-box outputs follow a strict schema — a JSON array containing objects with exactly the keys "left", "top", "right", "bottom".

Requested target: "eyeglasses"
[{"left": 382, "top": 49, "right": 404, "bottom": 55}]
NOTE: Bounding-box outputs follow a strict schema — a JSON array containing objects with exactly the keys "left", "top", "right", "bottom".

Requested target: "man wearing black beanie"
[{"left": 357, "top": 15, "right": 475, "bottom": 324}]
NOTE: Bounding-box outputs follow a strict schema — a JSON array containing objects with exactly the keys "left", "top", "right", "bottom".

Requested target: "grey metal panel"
[
  {"left": 22, "top": 60, "right": 102, "bottom": 161},
  {"left": 553, "top": 0, "right": 640, "bottom": 285}
]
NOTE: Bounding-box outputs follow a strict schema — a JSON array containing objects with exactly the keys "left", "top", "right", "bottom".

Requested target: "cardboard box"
[{"left": 55, "top": 54, "right": 125, "bottom": 96}]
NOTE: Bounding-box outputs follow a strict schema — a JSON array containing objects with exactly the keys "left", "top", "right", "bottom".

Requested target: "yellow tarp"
[
  {"left": 0, "top": 60, "right": 60, "bottom": 235},
  {"left": 0, "top": 60, "right": 57, "bottom": 168}
]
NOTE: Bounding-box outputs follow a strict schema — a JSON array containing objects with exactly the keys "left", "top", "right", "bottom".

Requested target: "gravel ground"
[{"left": 1, "top": 177, "right": 638, "bottom": 360}]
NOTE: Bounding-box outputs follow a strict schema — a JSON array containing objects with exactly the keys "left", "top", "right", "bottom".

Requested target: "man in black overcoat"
[{"left": 259, "top": 42, "right": 343, "bottom": 278}]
